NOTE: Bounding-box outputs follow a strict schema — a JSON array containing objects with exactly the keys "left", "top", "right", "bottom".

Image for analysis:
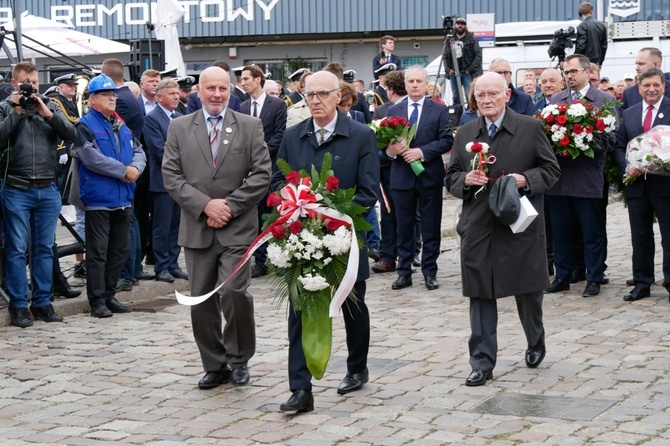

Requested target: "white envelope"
[{"left": 509, "top": 196, "right": 538, "bottom": 234}]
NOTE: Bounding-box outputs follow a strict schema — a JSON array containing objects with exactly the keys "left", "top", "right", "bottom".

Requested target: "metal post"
[{"left": 13, "top": 0, "right": 23, "bottom": 61}]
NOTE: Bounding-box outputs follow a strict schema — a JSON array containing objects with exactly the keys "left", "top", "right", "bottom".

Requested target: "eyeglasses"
[
  {"left": 564, "top": 69, "right": 585, "bottom": 77},
  {"left": 493, "top": 71, "right": 512, "bottom": 77},
  {"left": 304, "top": 88, "right": 338, "bottom": 101},
  {"left": 475, "top": 90, "right": 505, "bottom": 101},
  {"left": 96, "top": 91, "right": 118, "bottom": 98}
]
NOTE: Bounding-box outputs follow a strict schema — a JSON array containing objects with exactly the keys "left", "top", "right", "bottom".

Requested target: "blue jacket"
[{"left": 76, "top": 109, "right": 146, "bottom": 208}]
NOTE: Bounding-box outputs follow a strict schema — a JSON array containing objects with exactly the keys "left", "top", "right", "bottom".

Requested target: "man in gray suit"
[
  {"left": 445, "top": 72, "right": 561, "bottom": 386},
  {"left": 162, "top": 67, "right": 272, "bottom": 389}
]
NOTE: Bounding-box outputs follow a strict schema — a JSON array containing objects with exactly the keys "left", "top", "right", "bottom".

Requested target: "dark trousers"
[
  {"left": 288, "top": 281, "right": 369, "bottom": 392},
  {"left": 253, "top": 190, "right": 271, "bottom": 267},
  {"left": 469, "top": 291, "right": 544, "bottom": 372},
  {"left": 185, "top": 244, "right": 255, "bottom": 371},
  {"left": 378, "top": 166, "right": 397, "bottom": 264},
  {"left": 546, "top": 196, "right": 606, "bottom": 282},
  {"left": 120, "top": 211, "right": 141, "bottom": 280},
  {"left": 152, "top": 192, "right": 181, "bottom": 273},
  {"left": 85, "top": 208, "right": 131, "bottom": 304},
  {"left": 627, "top": 193, "right": 670, "bottom": 288},
  {"left": 134, "top": 181, "right": 152, "bottom": 262},
  {"left": 392, "top": 185, "right": 442, "bottom": 277}
]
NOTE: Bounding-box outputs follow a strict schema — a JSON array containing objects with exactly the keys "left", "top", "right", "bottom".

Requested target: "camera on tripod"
[
  {"left": 548, "top": 26, "right": 576, "bottom": 61},
  {"left": 442, "top": 15, "right": 458, "bottom": 36}
]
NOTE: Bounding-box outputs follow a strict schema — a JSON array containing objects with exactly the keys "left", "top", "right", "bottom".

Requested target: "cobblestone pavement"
[{"left": 0, "top": 195, "right": 669, "bottom": 445}]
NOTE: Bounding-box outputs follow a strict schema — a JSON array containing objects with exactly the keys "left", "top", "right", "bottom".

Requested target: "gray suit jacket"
[{"left": 162, "top": 109, "right": 272, "bottom": 249}]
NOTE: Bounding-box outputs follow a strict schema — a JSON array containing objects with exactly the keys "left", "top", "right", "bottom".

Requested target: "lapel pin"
[
  {"left": 225, "top": 127, "right": 233, "bottom": 133},
  {"left": 223, "top": 140, "right": 229, "bottom": 145},
  {"left": 659, "top": 113, "right": 664, "bottom": 119}
]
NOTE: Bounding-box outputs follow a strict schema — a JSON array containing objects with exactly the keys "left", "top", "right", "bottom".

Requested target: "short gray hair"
[{"left": 156, "top": 79, "right": 179, "bottom": 95}]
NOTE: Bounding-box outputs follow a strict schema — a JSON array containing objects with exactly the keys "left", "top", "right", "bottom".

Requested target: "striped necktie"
[{"left": 208, "top": 116, "right": 222, "bottom": 165}]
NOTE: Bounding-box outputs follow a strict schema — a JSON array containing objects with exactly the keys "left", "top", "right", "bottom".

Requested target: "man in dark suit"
[
  {"left": 344, "top": 69, "right": 372, "bottom": 124},
  {"left": 621, "top": 48, "right": 670, "bottom": 111},
  {"left": 386, "top": 66, "right": 453, "bottom": 291},
  {"left": 162, "top": 67, "right": 271, "bottom": 390},
  {"left": 372, "top": 35, "right": 402, "bottom": 79},
  {"left": 489, "top": 58, "right": 535, "bottom": 116},
  {"left": 445, "top": 72, "right": 561, "bottom": 386},
  {"left": 188, "top": 61, "right": 241, "bottom": 114},
  {"left": 614, "top": 67, "right": 670, "bottom": 302},
  {"left": 231, "top": 66, "right": 250, "bottom": 103},
  {"left": 274, "top": 71, "right": 379, "bottom": 413},
  {"left": 239, "top": 65, "right": 287, "bottom": 278},
  {"left": 545, "top": 54, "right": 617, "bottom": 297},
  {"left": 373, "top": 63, "right": 396, "bottom": 106},
  {"left": 144, "top": 79, "right": 188, "bottom": 283}
]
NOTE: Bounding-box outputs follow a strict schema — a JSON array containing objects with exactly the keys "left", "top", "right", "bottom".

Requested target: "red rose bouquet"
[
  {"left": 261, "top": 153, "right": 371, "bottom": 379},
  {"left": 536, "top": 99, "right": 617, "bottom": 159},
  {"left": 369, "top": 117, "right": 425, "bottom": 176},
  {"left": 465, "top": 141, "right": 496, "bottom": 197}
]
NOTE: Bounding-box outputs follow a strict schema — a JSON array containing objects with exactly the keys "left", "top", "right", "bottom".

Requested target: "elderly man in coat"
[{"left": 445, "top": 72, "right": 561, "bottom": 387}]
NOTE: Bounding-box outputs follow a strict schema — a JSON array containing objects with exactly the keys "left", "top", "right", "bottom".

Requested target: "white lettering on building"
[{"left": 50, "top": 0, "right": 279, "bottom": 27}]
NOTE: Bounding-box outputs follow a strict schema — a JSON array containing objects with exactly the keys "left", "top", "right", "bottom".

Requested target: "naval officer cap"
[
  {"left": 343, "top": 69, "right": 356, "bottom": 83},
  {"left": 54, "top": 73, "right": 78, "bottom": 85},
  {"left": 289, "top": 68, "right": 310, "bottom": 82},
  {"left": 160, "top": 68, "right": 178, "bottom": 79},
  {"left": 374, "top": 63, "right": 397, "bottom": 77},
  {"left": 176, "top": 76, "right": 196, "bottom": 90},
  {"left": 44, "top": 85, "right": 59, "bottom": 96}
]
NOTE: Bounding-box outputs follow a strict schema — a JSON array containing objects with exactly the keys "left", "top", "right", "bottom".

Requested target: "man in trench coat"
[{"left": 445, "top": 72, "right": 561, "bottom": 386}]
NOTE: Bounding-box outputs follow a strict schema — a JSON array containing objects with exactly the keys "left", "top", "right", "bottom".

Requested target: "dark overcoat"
[{"left": 445, "top": 107, "right": 561, "bottom": 299}]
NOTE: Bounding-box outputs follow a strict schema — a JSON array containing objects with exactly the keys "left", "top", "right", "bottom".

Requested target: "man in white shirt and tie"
[{"left": 614, "top": 67, "right": 670, "bottom": 303}]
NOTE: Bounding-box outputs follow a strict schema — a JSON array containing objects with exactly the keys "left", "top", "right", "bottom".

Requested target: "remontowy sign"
[{"left": 5, "top": 0, "right": 280, "bottom": 27}]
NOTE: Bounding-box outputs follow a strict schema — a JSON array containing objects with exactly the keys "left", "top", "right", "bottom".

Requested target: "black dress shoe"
[
  {"left": 582, "top": 281, "right": 600, "bottom": 297},
  {"left": 367, "top": 248, "right": 380, "bottom": 262},
  {"left": 337, "top": 367, "right": 369, "bottom": 394},
  {"left": 280, "top": 389, "right": 314, "bottom": 413},
  {"left": 525, "top": 344, "right": 546, "bottom": 368},
  {"left": 137, "top": 271, "right": 155, "bottom": 280},
  {"left": 545, "top": 278, "right": 570, "bottom": 293},
  {"left": 251, "top": 264, "right": 267, "bottom": 278},
  {"left": 231, "top": 366, "right": 250, "bottom": 385},
  {"left": 392, "top": 275, "right": 412, "bottom": 290},
  {"left": 198, "top": 370, "right": 232, "bottom": 389},
  {"left": 600, "top": 275, "right": 610, "bottom": 285},
  {"left": 412, "top": 256, "right": 421, "bottom": 267},
  {"left": 30, "top": 304, "right": 63, "bottom": 323},
  {"left": 570, "top": 270, "right": 586, "bottom": 283},
  {"left": 9, "top": 307, "right": 33, "bottom": 328},
  {"left": 623, "top": 286, "right": 650, "bottom": 302},
  {"left": 53, "top": 273, "right": 81, "bottom": 299},
  {"left": 465, "top": 369, "right": 493, "bottom": 387},
  {"left": 90, "top": 302, "right": 113, "bottom": 318},
  {"left": 155, "top": 270, "right": 175, "bottom": 283},
  {"left": 425, "top": 276, "right": 439, "bottom": 290},
  {"left": 106, "top": 297, "right": 132, "bottom": 313},
  {"left": 73, "top": 261, "right": 87, "bottom": 279},
  {"left": 169, "top": 268, "right": 189, "bottom": 280}
]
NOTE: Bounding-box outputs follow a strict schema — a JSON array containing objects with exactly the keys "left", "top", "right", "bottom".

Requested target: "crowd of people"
[{"left": 0, "top": 2, "right": 668, "bottom": 412}]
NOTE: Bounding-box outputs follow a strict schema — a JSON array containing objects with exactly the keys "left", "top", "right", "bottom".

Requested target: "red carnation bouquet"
[
  {"left": 262, "top": 153, "right": 371, "bottom": 379},
  {"left": 536, "top": 99, "right": 617, "bottom": 159},
  {"left": 369, "top": 116, "right": 424, "bottom": 176}
]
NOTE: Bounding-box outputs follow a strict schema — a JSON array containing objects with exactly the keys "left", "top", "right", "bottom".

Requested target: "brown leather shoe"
[{"left": 371, "top": 260, "right": 395, "bottom": 273}]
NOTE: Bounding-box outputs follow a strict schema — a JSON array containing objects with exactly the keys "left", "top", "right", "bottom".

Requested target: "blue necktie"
[
  {"left": 489, "top": 123, "right": 497, "bottom": 140},
  {"left": 409, "top": 103, "right": 419, "bottom": 126}
]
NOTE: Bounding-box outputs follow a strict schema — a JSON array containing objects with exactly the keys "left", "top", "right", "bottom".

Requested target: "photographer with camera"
[
  {"left": 574, "top": 2, "right": 608, "bottom": 67},
  {"left": 372, "top": 35, "right": 402, "bottom": 80},
  {"left": 444, "top": 17, "right": 482, "bottom": 106},
  {"left": 0, "top": 61, "right": 76, "bottom": 328}
]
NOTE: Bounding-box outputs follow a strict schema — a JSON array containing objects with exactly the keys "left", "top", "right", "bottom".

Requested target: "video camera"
[
  {"left": 548, "top": 26, "right": 576, "bottom": 61},
  {"left": 16, "top": 82, "right": 49, "bottom": 112},
  {"left": 442, "top": 15, "right": 459, "bottom": 36}
]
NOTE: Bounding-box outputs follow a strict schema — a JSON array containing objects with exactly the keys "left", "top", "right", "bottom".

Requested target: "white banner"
[{"left": 609, "top": 0, "right": 641, "bottom": 18}]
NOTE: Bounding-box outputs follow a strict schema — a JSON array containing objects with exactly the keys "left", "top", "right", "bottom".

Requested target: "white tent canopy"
[{"left": 0, "top": 12, "right": 129, "bottom": 60}]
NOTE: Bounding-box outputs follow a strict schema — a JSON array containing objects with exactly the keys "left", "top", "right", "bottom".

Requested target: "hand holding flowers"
[
  {"left": 368, "top": 117, "right": 425, "bottom": 176},
  {"left": 465, "top": 141, "right": 496, "bottom": 196},
  {"left": 623, "top": 125, "right": 670, "bottom": 184}
]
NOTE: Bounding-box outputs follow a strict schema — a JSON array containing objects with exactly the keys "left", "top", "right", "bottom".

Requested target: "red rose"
[
  {"left": 562, "top": 150, "right": 570, "bottom": 157},
  {"left": 267, "top": 193, "right": 282, "bottom": 207},
  {"left": 558, "top": 104, "right": 567, "bottom": 114},
  {"left": 545, "top": 114, "right": 556, "bottom": 124},
  {"left": 586, "top": 102, "right": 594, "bottom": 109},
  {"left": 285, "top": 171, "right": 300, "bottom": 185},
  {"left": 325, "top": 176, "right": 339, "bottom": 192},
  {"left": 585, "top": 125, "right": 594, "bottom": 134},
  {"left": 470, "top": 142, "right": 483, "bottom": 153},
  {"left": 559, "top": 136, "right": 571, "bottom": 146},
  {"left": 572, "top": 123, "right": 583, "bottom": 134},
  {"left": 289, "top": 221, "right": 303, "bottom": 234},
  {"left": 325, "top": 219, "right": 347, "bottom": 232},
  {"left": 556, "top": 115, "right": 568, "bottom": 126},
  {"left": 380, "top": 118, "right": 389, "bottom": 127},
  {"left": 595, "top": 119, "right": 606, "bottom": 131},
  {"left": 271, "top": 225, "right": 286, "bottom": 239},
  {"left": 397, "top": 117, "right": 409, "bottom": 127}
]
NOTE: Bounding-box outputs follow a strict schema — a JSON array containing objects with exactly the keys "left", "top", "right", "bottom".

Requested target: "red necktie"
[{"left": 643, "top": 104, "right": 654, "bottom": 133}]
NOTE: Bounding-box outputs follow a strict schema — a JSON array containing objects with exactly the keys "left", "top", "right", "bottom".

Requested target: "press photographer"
[
  {"left": 443, "top": 16, "right": 482, "bottom": 106},
  {"left": 574, "top": 1, "right": 608, "bottom": 67},
  {"left": 0, "top": 61, "right": 76, "bottom": 328}
]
